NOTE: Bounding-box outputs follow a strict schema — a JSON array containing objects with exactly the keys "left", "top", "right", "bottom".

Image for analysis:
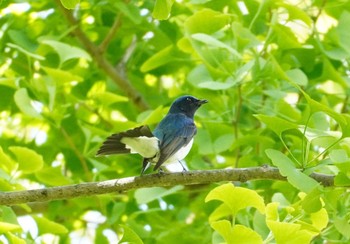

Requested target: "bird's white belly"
[{"left": 163, "top": 139, "right": 193, "bottom": 165}]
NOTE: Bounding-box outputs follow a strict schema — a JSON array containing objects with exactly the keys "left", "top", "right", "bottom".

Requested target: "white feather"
[
  {"left": 163, "top": 139, "right": 193, "bottom": 165},
  {"left": 120, "top": 136, "right": 159, "bottom": 158}
]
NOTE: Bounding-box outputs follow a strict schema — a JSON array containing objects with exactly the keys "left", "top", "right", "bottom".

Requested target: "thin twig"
[
  {"left": 0, "top": 167, "right": 336, "bottom": 206},
  {"left": 60, "top": 127, "right": 92, "bottom": 181},
  {"left": 54, "top": 0, "right": 149, "bottom": 111},
  {"left": 99, "top": 14, "right": 123, "bottom": 53}
]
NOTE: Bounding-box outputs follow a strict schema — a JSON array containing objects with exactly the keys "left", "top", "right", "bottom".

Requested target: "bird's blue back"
[{"left": 152, "top": 113, "right": 197, "bottom": 169}]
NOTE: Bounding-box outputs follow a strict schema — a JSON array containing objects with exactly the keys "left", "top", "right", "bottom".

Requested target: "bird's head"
[{"left": 168, "top": 95, "right": 208, "bottom": 118}]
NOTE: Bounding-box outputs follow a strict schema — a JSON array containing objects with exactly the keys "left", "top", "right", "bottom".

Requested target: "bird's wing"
[
  {"left": 96, "top": 125, "right": 158, "bottom": 158},
  {"left": 154, "top": 118, "right": 196, "bottom": 170}
]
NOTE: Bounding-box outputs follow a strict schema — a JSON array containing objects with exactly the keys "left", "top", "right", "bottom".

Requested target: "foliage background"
[{"left": 0, "top": 0, "right": 350, "bottom": 243}]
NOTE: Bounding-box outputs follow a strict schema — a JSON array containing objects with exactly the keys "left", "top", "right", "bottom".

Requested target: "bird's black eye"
[{"left": 186, "top": 97, "right": 191, "bottom": 102}]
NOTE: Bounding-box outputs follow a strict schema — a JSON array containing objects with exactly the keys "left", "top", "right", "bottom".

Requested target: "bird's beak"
[{"left": 198, "top": 99, "right": 208, "bottom": 105}]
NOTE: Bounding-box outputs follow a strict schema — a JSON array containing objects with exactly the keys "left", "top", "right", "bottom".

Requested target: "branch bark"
[
  {"left": 0, "top": 167, "right": 335, "bottom": 206},
  {"left": 55, "top": 0, "right": 149, "bottom": 111}
]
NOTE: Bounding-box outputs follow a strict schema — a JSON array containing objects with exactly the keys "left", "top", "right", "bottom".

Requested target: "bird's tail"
[{"left": 96, "top": 125, "right": 154, "bottom": 156}]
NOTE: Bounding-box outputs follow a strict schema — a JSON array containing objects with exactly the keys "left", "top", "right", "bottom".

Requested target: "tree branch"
[
  {"left": 55, "top": 0, "right": 149, "bottom": 111},
  {"left": 0, "top": 167, "right": 336, "bottom": 206},
  {"left": 99, "top": 14, "right": 122, "bottom": 53}
]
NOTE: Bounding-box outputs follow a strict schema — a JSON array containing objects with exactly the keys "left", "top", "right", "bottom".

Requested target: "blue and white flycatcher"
[{"left": 96, "top": 95, "right": 208, "bottom": 174}]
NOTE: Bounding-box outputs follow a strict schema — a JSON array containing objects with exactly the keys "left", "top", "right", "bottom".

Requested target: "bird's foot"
[
  {"left": 178, "top": 160, "right": 187, "bottom": 172},
  {"left": 157, "top": 167, "right": 165, "bottom": 175}
]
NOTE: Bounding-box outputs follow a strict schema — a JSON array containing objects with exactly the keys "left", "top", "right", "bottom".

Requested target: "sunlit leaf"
[
  {"left": 92, "top": 92, "right": 128, "bottom": 107},
  {"left": 272, "top": 24, "right": 301, "bottom": 49},
  {"left": 14, "top": 88, "right": 42, "bottom": 118},
  {"left": 185, "top": 9, "right": 230, "bottom": 34},
  {"left": 33, "top": 216, "right": 68, "bottom": 235},
  {"left": 211, "top": 220, "right": 263, "bottom": 244},
  {"left": 278, "top": 3, "right": 312, "bottom": 26},
  {"left": 141, "top": 45, "right": 175, "bottom": 72},
  {"left": 5, "top": 232, "right": 26, "bottom": 244},
  {"left": 205, "top": 183, "right": 265, "bottom": 217},
  {"left": 0, "top": 147, "right": 16, "bottom": 172},
  {"left": 310, "top": 208, "right": 328, "bottom": 231},
  {"left": 9, "top": 146, "right": 44, "bottom": 173},
  {"left": 266, "top": 203, "right": 318, "bottom": 244},
  {"left": 0, "top": 222, "right": 21, "bottom": 234},
  {"left": 152, "top": 0, "right": 174, "bottom": 20}
]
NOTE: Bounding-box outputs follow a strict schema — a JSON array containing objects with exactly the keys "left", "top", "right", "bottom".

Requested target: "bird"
[{"left": 96, "top": 95, "right": 208, "bottom": 175}]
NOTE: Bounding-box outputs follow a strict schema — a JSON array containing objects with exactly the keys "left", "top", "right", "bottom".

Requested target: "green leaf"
[
  {"left": 33, "top": 216, "right": 68, "bottom": 235},
  {"left": 214, "top": 134, "right": 235, "bottom": 153},
  {"left": 35, "top": 167, "right": 72, "bottom": 186},
  {"left": 0, "top": 147, "right": 16, "bottom": 172},
  {"left": 302, "top": 90, "right": 347, "bottom": 130},
  {"left": 0, "top": 222, "right": 21, "bottom": 234},
  {"left": 6, "top": 43, "right": 44, "bottom": 60},
  {"left": 152, "top": 0, "right": 175, "bottom": 20},
  {"left": 265, "top": 149, "right": 320, "bottom": 193},
  {"left": 60, "top": 0, "right": 80, "bottom": 9},
  {"left": 141, "top": 45, "right": 175, "bottom": 72},
  {"left": 272, "top": 24, "right": 301, "bottom": 49},
  {"left": 278, "top": 3, "right": 312, "bottom": 26},
  {"left": 330, "top": 149, "right": 349, "bottom": 163},
  {"left": 211, "top": 220, "right": 263, "bottom": 244},
  {"left": 9, "top": 146, "right": 44, "bottom": 173},
  {"left": 197, "top": 80, "right": 236, "bottom": 90},
  {"left": 14, "top": 88, "right": 42, "bottom": 118},
  {"left": 185, "top": 9, "right": 230, "bottom": 34},
  {"left": 115, "top": 2, "right": 142, "bottom": 24},
  {"left": 119, "top": 224, "right": 144, "bottom": 244},
  {"left": 255, "top": 115, "right": 298, "bottom": 136},
  {"left": 301, "top": 187, "right": 323, "bottom": 213},
  {"left": 334, "top": 172, "right": 350, "bottom": 186},
  {"left": 335, "top": 11, "right": 350, "bottom": 55},
  {"left": 41, "top": 40, "right": 91, "bottom": 65},
  {"left": 134, "top": 185, "right": 184, "bottom": 204},
  {"left": 191, "top": 33, "right": 241, "bottom": 57},
  {"left": 0, "top": 206, "right": 18, "bottom": 224},
  {"left": 92, "top": 92, "right": 129, "bottom": 107},
  {"left": 286, "top": 69, "right": 308, "bottom": 86},
  {"left": 205, "top": 183, "right": 265, "bottom": 218},
  {"left": 5, "top": 232, "right": 26, "bottom": 244},
  {"left": 231, "top": 22, "right": 260, "bottom": 49},
  {"left": 266, "top": 203, "right": 317, "bottom": 244},
  {"left": 137, "top": 106, "right": 165, "bottom": 125},
  {"left": 42, "top": 66, "right": 83, "bottom": 84},
  {"left": 334, "top": 216, "right": 350, "bottom": 238},
  {"left": 321, "top": 58, "right": 347, "bottom": 88},
  {"left": 310, "top": 208, "right": 328, "bottom": 231}
]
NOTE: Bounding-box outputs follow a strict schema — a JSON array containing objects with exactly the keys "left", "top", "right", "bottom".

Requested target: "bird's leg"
[
  {"left": 177, "top": 160, "right": 187, "bottom": 172},
  {"left": 140, "top": 159, "right": 150, "bottom": 176},
  {"left": 157, "top": 167, "right": 165, "bottom": 175}
]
